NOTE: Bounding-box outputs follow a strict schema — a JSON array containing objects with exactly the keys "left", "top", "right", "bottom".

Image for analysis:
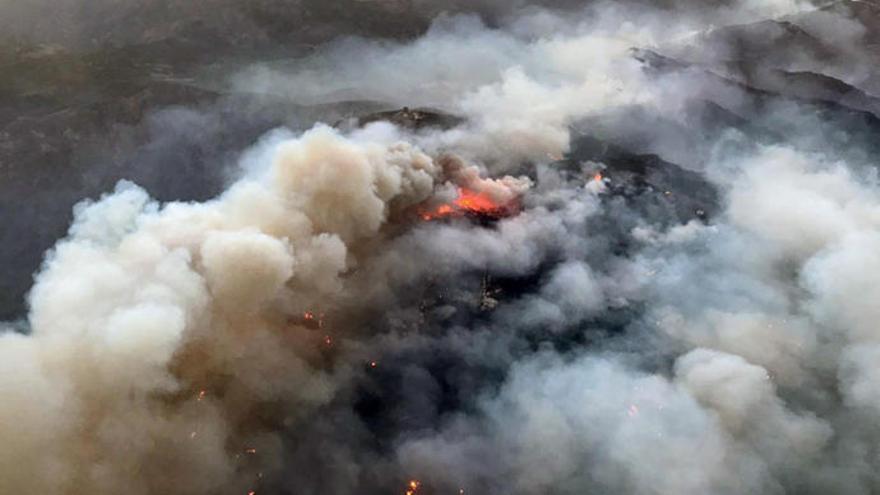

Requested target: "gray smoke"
[{"left": 8, "top": 0, "right": 880, "bottom": 494}]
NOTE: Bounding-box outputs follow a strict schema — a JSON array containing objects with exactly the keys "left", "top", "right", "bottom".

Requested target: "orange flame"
[
  {"left": 421, "top": 187, "right": 515, "bottom": 221},
  {"left": 405, "top": 480, "right": 421, "bottom": 495},
  {"left": 300, "top": 311, "right": 324, "bottom": 329}
]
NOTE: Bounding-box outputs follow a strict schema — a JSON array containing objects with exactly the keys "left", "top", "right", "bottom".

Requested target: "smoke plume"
[{"left": 6, "top": 0, "right": 880, "bottom": 494}]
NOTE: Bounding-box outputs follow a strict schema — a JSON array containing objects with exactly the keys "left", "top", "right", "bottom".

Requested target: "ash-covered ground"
[{"left": 4, "top": 1, "right": 880, "bottom": 494}]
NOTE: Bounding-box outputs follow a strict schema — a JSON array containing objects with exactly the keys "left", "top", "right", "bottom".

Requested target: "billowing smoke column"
[
  {"left": 7, "top": 0, "right": 880, "bottom": 494},
  {"left": 0, "top": 122, "right": 530, "bottom": 494}
]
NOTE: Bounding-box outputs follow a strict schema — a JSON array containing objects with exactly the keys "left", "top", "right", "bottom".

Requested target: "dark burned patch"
[{"left": 564, "top": 134, "right": 720, "bottom": 224}]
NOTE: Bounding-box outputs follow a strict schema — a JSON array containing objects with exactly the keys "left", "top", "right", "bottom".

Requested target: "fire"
[
  {"left": 300, "top": 310, "right": 324, "bottom": 329},
  {"left": 420, "top": 187, "right": 516, "bottom": 221},
  {"left": 593, "top": 172, "right": 603, "bottom": 182},
  {"left": 455, "top": 188, "right": 500, "bottom": 212},
  {"left": 405, "top": 480, "right": 421, "bottom": 495},
  {"left": 421, "top": 204, "right": 455, "bottom": 220}
]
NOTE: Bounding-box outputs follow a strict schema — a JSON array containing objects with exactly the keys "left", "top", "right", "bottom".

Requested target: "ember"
[
  {"left": 300, "top": 311, "right": 324, "bottom": 329},
  {"left": 421, "top": 187, "right": 517, "bottom": 221},
  {"left": 405, "top": 480, "right": 421, "bottom": 495}
]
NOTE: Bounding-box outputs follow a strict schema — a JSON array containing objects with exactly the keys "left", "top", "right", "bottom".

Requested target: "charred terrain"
[{"left": 4, "top": 1, "right": 880, "bottom": 494}]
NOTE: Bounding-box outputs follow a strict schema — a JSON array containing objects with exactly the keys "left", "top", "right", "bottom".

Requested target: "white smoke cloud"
[
  {"left": 377, "top": 136, "right": 880, "bottom": 494},
  {"left": 0, "top": 122, "right": 534, "bottom": 493}
]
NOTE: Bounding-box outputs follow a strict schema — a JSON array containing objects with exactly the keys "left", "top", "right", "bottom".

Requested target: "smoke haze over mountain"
[{"left": 4, "top": 1, "right": 880, "bottom": 494}]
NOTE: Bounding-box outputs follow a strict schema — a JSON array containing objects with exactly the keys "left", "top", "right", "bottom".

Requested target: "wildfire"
[
  {"left": 300, "top": 310, "right": 324, "bottom": 329},
  {"left": 420, "top": 187, "right": 515, "bottom": 221},
  {"left": 405, "top": 480, "right": 421, "bottom": 495},
  {"left": 585, "top": 170, "right": 608, "bottom": 194}
]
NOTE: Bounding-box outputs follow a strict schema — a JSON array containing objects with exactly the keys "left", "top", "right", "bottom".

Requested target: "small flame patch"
[
  {"left": 405, "top": 480, "right": 421, "bottom": 495},
  {"left": 420, "top": 187, "right": 518, "bottom": 221}
]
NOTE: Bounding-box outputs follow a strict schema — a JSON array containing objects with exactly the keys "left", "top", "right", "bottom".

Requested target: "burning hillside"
[
  {"left": 419, "top": 187, "right": 523, "bottom": 221},
  {"left": 4, "top": 1, "right": 880, "bottom": 495}
]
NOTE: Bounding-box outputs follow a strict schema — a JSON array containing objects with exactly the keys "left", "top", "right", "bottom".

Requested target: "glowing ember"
[
  {"left": 370, "top": 361, "right": 378, "bottom": 368},
  {"left": 245, "top": 448, "right": 257, "bottom": 455},
  {"left": 197, "top": 390, "right": 206, "bottom": 401},
  {"left": 593, "top": 173, "right": 603, "bottom": 182},
  {"left": 300, "top": 310, "right": 324, "bottom": 329},
  {"left": 420, "top": 187, "right": 516, "bottom": 221},
  {"left": 421, "top": 204, "right": 455, "bottom": 221},
  {"left": 324, "top": 335, "right": 333, "bottom": 346},
  {"left": 405, "top": 480, "right": 421, "bottom": 495}
]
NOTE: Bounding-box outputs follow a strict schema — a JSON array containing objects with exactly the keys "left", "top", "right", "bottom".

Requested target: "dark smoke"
[{"left": 5, "top": 1, "right": 880, "bottom": 495}]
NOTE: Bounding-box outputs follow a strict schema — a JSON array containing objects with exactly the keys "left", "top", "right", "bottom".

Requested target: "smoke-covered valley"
[{"left": 3, "top": 1, "right": 880, "bottom": 494}]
